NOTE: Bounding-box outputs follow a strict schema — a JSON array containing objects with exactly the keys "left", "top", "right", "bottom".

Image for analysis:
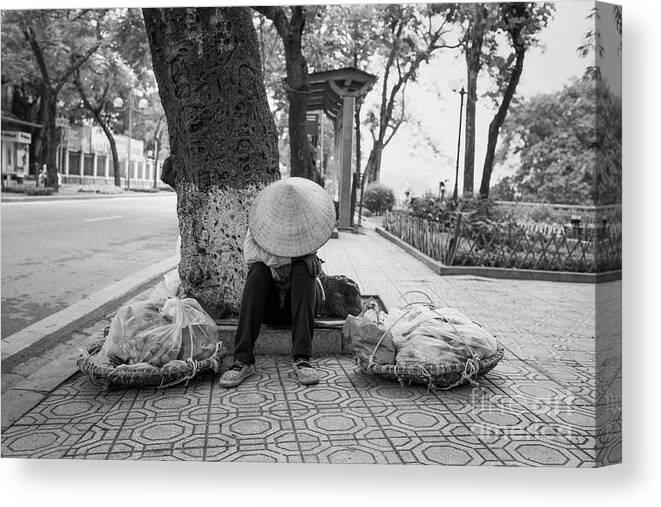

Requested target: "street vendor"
[{"left": 218, "top": 177, "right": 336, "bottom": 388}]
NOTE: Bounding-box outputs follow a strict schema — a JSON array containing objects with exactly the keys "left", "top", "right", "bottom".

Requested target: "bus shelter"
[{"left": 305, "top": 67, "right": 376, "bottom": 229}]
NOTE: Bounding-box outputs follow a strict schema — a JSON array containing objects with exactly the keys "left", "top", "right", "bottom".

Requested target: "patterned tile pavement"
[{"left": 0, "top": 223, "right": 621, "bottom": 466}]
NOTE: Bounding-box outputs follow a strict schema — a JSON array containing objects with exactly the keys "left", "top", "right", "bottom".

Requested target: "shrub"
[
  {"left": 362, "top": 183, "right": 395, "bottom": 214},
  {"left": 2, "top": 186, "right": 54, "bottom": 196},
  {"left": 26, "top": 187, "right": 55, "bottom": 196},
  {"left": 2, "top": 186, "right": 29, "bottom": 194},
  {"left": 79, "top": 184, "right": 125, "bottom": 194},
  {"left": 528, "top": 205, "right": 555, "bottom": 224}
]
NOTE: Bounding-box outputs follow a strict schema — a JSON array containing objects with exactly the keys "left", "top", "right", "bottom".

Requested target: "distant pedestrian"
[
  {"left": 38, "top": 165, "right": 47, "bottom": 187},
  {"left": 218, "top": 177, "right": 336, "bottom": 388}
]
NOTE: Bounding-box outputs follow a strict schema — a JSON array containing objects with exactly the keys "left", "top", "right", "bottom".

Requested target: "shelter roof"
[{"left": 306, "top": 67, "right": 377, "bottom": 120}]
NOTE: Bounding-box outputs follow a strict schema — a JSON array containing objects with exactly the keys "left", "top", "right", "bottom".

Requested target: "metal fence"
[{"left": 383, "top": 211, "right": 622, "bottom": 273}]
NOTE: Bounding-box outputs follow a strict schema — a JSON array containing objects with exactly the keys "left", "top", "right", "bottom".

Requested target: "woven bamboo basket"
[
  {"left": 353, "top": 290, "right": 505, "bottom": 390},
  {"left": 77, "top": 341, "right": 226, "bottom": 390},
  {"left": 355, "top": 345, "right": 504, "bottom": 389}
]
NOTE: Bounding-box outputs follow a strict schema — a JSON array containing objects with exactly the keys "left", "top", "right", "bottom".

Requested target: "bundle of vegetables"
[
  {"left": 78, "top": 281, "right": 225, "bottom": 388},
  {"left": 351, "top": 300, "right": 503, "bottom": 389}
]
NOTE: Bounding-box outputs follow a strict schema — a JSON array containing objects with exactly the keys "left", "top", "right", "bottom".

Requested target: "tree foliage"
[
  {"left": 1, "top": 9, "right": 106, "bottom": 187},
  {"left": 478, "top": 2, "right": 555, "bottom": 198},
  {"left": 492, "top": 78, "right": 621, "bottom": 205},
  {"left": 1, "top": 8, "right": 168, "bottom": 188},
  {"left": 363, "top": 3, "right": 460, "bottom": 184},
  {"left": 362, "top": 182, "right": 396, "bottom": 214}
]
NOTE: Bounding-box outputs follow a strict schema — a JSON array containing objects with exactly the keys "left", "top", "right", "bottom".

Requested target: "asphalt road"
[{"left": 1, "top": 194, "right": 179, "bottom": 338}]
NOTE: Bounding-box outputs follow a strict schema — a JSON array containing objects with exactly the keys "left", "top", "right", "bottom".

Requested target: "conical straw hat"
[{"left": 249, "top": 177, "right": 336, "bottom": 257}]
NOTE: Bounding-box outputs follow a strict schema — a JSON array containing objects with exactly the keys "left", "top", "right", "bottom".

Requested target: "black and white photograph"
[{"left": 1, "top": 0, "right": 621, "bottom": 469}]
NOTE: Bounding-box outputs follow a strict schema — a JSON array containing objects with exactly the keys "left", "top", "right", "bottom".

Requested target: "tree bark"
[
  {"left": 105, "top": 125, "right": 121, "bottom": 187},
  {"left": 462, "top": 3, "right": 486, "bottom": 197},
  {"left": 43, "top": 89, "right": 59, "bottom": 189},
  {"left": 254, "top": 6, "right": 313, "bottom": 180},
  {"left": 365, "top": 143, "right": 384, "bottom": 185},
  {"left": 350, "top": 100, "right": 362, "bottom": 226},
  {"left": 31, "top": 83, "right": 46, "bottom": 175},
  {"left": 143, "top": 7, "right": 279, "bottom": 317},
  {"left": 479, "top": 46, "right": 525, "bottom": 198}
]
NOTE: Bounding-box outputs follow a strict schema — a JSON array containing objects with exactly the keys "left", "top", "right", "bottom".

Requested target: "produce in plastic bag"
[
  {"left": 102, "top": 299, "right": 184, "bottom": 368},
  {"left": 343, "top": 304, "right": 396, "bottom": 365},
  {"left": 381, "top": 305, "right": 497, "bottom": 367},
  {"left": 175, "top": 298, "right": 221, "bottom": 361}
]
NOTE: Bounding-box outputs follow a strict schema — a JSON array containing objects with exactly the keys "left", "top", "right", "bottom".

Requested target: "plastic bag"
[
  {"left": 343, "top": 304, "right": 396, "bottom": 365},
  {"left": 175, "top": 298, "right": 221, "bottom": 361},
  {"left": 101, "top": 299, "right": 184, "bottom": 367},
  {"left": 149, "top": 270, "right": 182, "bottom": 302},
  {"left": 381, "top": 304, "right": 497, "bottom": 367}
]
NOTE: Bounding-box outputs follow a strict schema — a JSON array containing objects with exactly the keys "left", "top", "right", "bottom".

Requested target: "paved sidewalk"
[{"left": 0, "top": 223, "right": 621, "bottom": 466}]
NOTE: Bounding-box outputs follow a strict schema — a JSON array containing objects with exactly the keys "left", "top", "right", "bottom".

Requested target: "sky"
[{"left": 366, "top": 0, "right": 622, "bottom": 201}]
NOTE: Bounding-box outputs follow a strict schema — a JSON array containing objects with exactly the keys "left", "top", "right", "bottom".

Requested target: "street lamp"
[
  {"left": 113, "top": 92, "right": 148, "bottom": 191},
  {"left": 450, "top": 80, "right": 466, "bottom": 204}
]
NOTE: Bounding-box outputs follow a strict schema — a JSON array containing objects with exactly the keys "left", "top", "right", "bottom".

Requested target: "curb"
[
  {"left": 0, "top": 191, "right": 174, "bottom": 204},
  {"left": 1, "top": 254, "right": 180, "bottom": 370},
  {"left": 375, "top": 226, "right": 622, "bottom": 284}
]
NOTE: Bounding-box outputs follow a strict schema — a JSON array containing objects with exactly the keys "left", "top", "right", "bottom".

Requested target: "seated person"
[{"left": 219, "top": 177, "right": 335, "bottom": 388}]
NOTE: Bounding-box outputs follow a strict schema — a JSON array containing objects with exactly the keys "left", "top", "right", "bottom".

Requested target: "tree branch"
[
  {"left": 56, "top": 42, "right": 101, "bottom": 93},
  {"left": 290, "top": 6, "right": 306, "bottom": 37},
  {"left": 253, "top": 6, "right": 290, "bottom": 41},
  {"left": 384, "top": 83, "right": 407, "bottom": 146},
  {"left": 24, "top": 25, "right": 51, "bottom": 87},
  {"left": 73, "top": 64, "right": 101, "bottom": 116},
  {"left": 379, "top": 20, "right": 404, "bottom": 139}
]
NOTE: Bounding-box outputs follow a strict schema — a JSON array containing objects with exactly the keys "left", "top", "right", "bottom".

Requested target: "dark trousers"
[{"left": 233, "top": 260, "right": 315, "bottom": 365}]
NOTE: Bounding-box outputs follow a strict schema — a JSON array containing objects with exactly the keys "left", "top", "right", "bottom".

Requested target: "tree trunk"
[
  {"left": 44, "top": 89, "right": 59, "bottom": 190},
  {"left": 153, "top": 130, "right": 163, "bottom": 189},
  {"left": 31, "top": 84, "right": 46, "bottom": 175},
  {"left": 280, "top": 11, "right": 313, "bottom": 180},
  {"left": 143, "top": 7, "right": 280, "bottom": 318},
  {"left": 104, "top": 126, "right": 121, "bottom": 187},
  {"left": 75, "top": 75, "right": 122, "bottom": 187},
  {"left": 366, "top": 142, "right": 384, "bottom": 183},
  {"left": 463, "top": 4, "right": 486, "bottom": 197},
  {"left": 285, "top": 49, "right": 312, "bottom": 179},
  {"left": 80, "top": 110, "right": 118, "bottom": 185},
  {"left": 479, "top": 47, "right": 525, "bottom": 198},
  {"left": 350, "top": 101, "right": 362, "bottom": 226},
  {"left": 463, "top": 66, "right": 477, "bottom": 196}
]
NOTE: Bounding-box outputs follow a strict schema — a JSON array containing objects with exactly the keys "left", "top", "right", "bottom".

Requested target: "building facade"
[{"left": 61, "top": 124, "right": 165, "bottom": 189}]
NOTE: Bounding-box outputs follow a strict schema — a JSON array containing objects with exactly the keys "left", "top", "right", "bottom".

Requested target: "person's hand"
[{"left": 303, "top": 254, "right": 323, "bottom": 278}]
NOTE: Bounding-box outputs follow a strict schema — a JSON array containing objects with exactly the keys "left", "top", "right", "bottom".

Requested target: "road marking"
[{"left": 84, "top": 215, "right": 124, "bottom": 222}]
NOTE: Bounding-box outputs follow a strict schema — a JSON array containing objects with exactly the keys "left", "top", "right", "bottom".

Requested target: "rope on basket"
[
  {"left": 157, "top": 329, "right": 222, "bottom": 389},
  {"left": 363, "top": 288, "right": 485, "bottom": 390},
  {"left": 398, "top": 290, "right": 435, "bottom": 309}
]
